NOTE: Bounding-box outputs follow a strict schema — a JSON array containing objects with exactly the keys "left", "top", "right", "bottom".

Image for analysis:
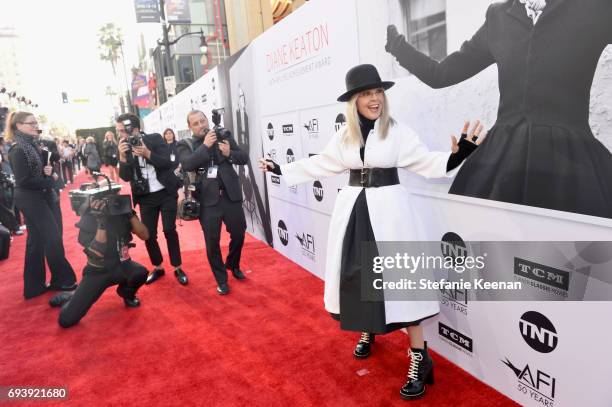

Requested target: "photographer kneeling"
[{"left": 50, "top": 181, "right": 149, "bottom": 328}]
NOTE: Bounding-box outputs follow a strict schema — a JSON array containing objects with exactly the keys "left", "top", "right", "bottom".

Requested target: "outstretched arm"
[
  {"left": 386, "top": 6, "right": 494, "bottom": 89},
  {"left": 258, "top": 130, "right": 347, "bottom": 186}
]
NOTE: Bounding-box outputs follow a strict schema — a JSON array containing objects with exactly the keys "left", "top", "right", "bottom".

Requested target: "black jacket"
[
  {"left": 177, "top": 130, "right": 248, "bottom": 207},
  {"left": 8, "top": 144, "right": 54, "bottom": 194},
  {"left": 387, "top": 0, "right": 612, "bottom": 218},
  {"left": 119, "top": 133, "right": 181, "bottom": 203}
]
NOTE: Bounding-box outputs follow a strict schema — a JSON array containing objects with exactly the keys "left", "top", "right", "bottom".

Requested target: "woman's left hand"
[{"left": 451, "top": 120, "right": 485, "bottom": 153}]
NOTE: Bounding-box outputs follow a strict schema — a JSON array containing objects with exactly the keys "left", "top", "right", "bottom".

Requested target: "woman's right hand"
[
  {"left": 43, "top": 165, "right": 53, "bottom": 176},
  {"left": 258, "top": 158, "right": 282, "bottom": 175}
]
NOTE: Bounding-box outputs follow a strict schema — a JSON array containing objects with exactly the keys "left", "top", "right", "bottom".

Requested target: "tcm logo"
[
  {"left": 514, "top": 258, "right": 570, "bottom": 292},
  {"left": 282, "top": 124, "right": 294, "bottom": 135},
  {"left": 277, "top": 220, "right": 289, "bottom": 246},
  {"left": 519, "top": 311, "right": 558, "bottom": 353},
  {"left": 271, "top": 175, "right": 281, "bottom": 185},
  {"left": 267, "top": 123, "right": 274, "bottom": 140},
  {"left": 286, "top": 148, "right": 295, "bottom": 163},
  {"left": 313, "top": 180, "right": 324, "bottom": 202},
  {"left": 502, "top": 358, "right": 556, "bottom": 404},
  {"left": 439, "top": 322, "right": 473, "bottom": 353},
  {"left": 296, "top": 232, "right": 315, "bottom": 259},
  {"left": 334, "top": 113, "right": 346, "bottom": 132},
  {"left": 304, "top": 118, "right": 319, "bottom": 137}
]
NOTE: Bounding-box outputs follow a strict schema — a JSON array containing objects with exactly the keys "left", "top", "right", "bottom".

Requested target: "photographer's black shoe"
[
  {"left": 49, "top": 293, "right": 72, "bottom": 307},
  {"left": 230, "top": 268, "right": 246, "bottom": 280},
  {"left": 354, "top": 332, "right": 375, "bottom": 359},
  {"left": 145, "top": 268, "right": 165, "bottom": 285},
  {"left": 174, "top": 268, "right": 188, "bottom": 285},
  {"left": 217, "top": 283, "right": 229, "bottom": 295},
  {"left": 46, "top": 282, "right": 78, "bottom": 292},
  {"left": 123, "top": 297, "right": 141, "bottom": 308}
]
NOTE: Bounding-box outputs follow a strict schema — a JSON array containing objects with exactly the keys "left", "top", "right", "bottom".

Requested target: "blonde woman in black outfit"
[{"left": 6, "top": 111, "right": 76, "bottom": 299}]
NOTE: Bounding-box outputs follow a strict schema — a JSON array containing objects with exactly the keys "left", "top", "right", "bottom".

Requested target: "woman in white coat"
[{"left": 259, "top": 64, "right": 482, "bottom": 400}]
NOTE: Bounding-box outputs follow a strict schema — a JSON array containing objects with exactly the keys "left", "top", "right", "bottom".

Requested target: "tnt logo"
[
  {"left": 313, "top": 180, "right": 324, "bottom": 202},
  {"left": 335, "top": 113, "right": 346, "bottom": 132},
  {"left": 267, "top": 123, "right": 274, "bottom": 140},
  {"left": 519, "top": 311, "right": 558, "bottom": 353},
  {"left": 277, "top": 220, "right": 289, "bottom": 246}
]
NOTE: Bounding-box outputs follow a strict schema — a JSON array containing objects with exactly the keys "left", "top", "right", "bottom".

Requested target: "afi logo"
[
  {"left": 267, "top": 123, "right": 274, "bottom": 140},
  {"left": 519, "top": 311, "right": 558, "bottom": 353},
  {"left": 268, "top": 149, "right": 277, "bottom": 161},
  {"left": 313, "top": 180, "right": 324, "bottom": 202},
  {"left": 439, "top": 286, "right": 468, "bottom": 305},
  {"left": 277, "top": 220, "right": 289, "bottom": 246},
  {"left": 296, "top": 233, "right": 315, "bottom": 254},
  {"left": 334, "top": 113, "right": 346, "bottom": 132},
  {"left": 304, "top": 119, "right": 319, "bottom": 136},
  {"left": 502, "top": 358, "right": 556, "bottom": 401}
]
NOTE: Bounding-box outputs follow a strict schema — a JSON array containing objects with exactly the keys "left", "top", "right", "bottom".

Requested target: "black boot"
[
  {"left": 400, "top": 342, "right": 434, "bottom": 400},
  {"left": 353, "top": 332, "right": 375, "bottom": 359}
]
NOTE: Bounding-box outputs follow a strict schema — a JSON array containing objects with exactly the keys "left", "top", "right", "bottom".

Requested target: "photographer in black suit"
[
  {"left": 50, "top": 180, "right": 150, "bottom": 327},
  {"left": 116, "top": 113, "right": 188, "bottom": 285},
  {"left": 177, "top": 110, "right": 248, "bottom": 295}
]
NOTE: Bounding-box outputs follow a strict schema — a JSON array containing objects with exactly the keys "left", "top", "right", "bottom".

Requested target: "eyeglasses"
[{"left": 21, "top": 121, "right": 39, "bottom": 127}]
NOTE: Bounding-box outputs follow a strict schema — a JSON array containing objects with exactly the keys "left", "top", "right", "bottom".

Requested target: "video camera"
[{"left": 68, "top": 173, "right": 132, "bottom": 217}]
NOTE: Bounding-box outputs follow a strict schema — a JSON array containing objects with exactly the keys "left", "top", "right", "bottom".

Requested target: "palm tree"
[{"left": 97, "top": 23, "right": 122, "bottom": 77}]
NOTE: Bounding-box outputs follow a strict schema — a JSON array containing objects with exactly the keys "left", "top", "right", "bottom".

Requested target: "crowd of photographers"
[{"left": 1, "top": 108, "right": 249, "bottom": 327}]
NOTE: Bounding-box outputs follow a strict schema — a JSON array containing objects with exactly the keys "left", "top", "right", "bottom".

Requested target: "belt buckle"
[{"left": 360, "top": 168, "right": 367, "bottom": 186}]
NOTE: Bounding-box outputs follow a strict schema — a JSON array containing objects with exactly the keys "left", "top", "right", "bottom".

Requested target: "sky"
[{"left": 0, "top": 0, "right": 161, "bottom": 132}]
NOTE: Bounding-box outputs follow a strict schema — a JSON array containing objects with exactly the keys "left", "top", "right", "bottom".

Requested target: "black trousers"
[
  {"left": 138, "top": 189, "right": 181, "bottom": 268},
  {"left": 58, "top": 260, "right": 147, "bottom": 328},
  {"left": 15, "top": 189, "right": 75, "bottom": 299},
  {"left": 199, "top": 192, "right": 246, "bottom": 285}
]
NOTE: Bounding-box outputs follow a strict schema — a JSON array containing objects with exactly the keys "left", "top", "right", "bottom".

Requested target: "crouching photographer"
[
  {"left": 116, "top": 113, "right": 187, "bottom": 286},
  {"left": 49, "top": 177, "right": 150, "bottom": 328}
]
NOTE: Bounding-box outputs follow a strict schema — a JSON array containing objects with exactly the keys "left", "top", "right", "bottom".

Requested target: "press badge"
[
  {"left": 207, "top": 165, "right": 218, "bottom": 178},
  {"left": 170, "top": 153, "right": 176, "bottom": 162},
  {"left": 118, "top": 242, "right": 131, "bottom": 262}
]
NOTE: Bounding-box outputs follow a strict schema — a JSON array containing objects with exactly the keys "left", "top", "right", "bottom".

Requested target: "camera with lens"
[
  {"left": 120, "top": 118, "right": 150, "bottom": 196},
  {"left": 69, "top": 179, "right": 132, "bottom": 218},
  {"left": 178, "top": 195, "right": 200, "bottom": 221},
  {"left": 211, "top": 108, "right": 227, "bottom": 141}
]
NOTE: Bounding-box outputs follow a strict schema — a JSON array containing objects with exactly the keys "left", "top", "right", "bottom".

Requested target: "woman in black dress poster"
[{"left": 386, "top": 0, "right": 612, "bottom": 218}]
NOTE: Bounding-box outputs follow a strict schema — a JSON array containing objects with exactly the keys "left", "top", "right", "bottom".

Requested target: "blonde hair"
[
  {"left": 4, "top": 111, "right": 34, "bottom": 142},
  {"left": 104, "top": 131, "right": 116, "bottom": 143},
  {"left": 342, "top": 90, "right": 394, "bottom": 147},
  {"left": 86, "top": 136, "right": 95, "bottom": 143}
]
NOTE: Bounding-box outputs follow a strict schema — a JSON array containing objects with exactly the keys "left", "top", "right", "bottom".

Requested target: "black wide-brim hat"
[{"left": 337, "top": 64, "right": 395, "bottom": 102}]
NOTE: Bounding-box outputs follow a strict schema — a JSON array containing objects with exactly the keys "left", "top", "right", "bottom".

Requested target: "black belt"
[{"left": 348, "top": 168, "right": 399, "bottom": 188}]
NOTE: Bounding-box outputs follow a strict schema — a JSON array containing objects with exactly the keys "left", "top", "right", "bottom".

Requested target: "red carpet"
[{"left": 0, "top": 170, "right": 518, "bottom": 406}]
